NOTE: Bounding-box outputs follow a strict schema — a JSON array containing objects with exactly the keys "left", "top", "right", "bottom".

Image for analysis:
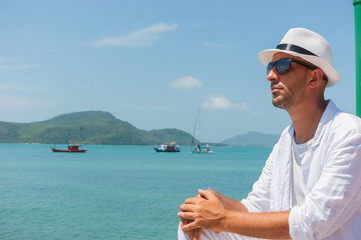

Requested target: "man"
[{"left": 178, "top": 28, "right": 361, "bottom": 240}]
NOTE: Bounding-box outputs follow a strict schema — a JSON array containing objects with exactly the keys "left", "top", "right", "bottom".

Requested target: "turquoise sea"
[{"left": 0, "top": 144, "right": 272, "bottom": 240}]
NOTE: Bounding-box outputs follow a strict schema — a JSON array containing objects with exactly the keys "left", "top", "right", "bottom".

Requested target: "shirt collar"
[{"left": 313, "top": 100, "right": 339, "bottom": 146}]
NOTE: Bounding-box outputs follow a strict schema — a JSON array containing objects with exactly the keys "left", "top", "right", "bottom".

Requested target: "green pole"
[{"left": 354, "top": 0, "right": 361, "bottom": 117}]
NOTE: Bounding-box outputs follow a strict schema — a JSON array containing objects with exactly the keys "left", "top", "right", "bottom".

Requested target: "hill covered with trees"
[{"left": 0, "top": 111, "right": 196, "bottom": 145}]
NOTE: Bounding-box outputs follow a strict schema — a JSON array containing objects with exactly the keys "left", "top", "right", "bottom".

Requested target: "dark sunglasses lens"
[
  {"left": 275, "top": 59, "right": 291, "bottom": 74},
  {"left": 267, "top": 59, "right": 293, "bottom": 75},
  {"left": 267, "top": 62, "right": 275, "bottom": 74}
]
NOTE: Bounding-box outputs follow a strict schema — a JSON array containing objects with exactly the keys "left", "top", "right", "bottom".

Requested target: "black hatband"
[{"left": 276, "top": 44, "right": 318, "bottom": 56}]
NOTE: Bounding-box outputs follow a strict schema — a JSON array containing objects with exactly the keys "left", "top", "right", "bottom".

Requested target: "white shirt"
[
  {"left": 241, "top": 100, "right": 361, "bottom": 240},
  {"left": 292, "top": 138, "right": 312, "bottom": 206}
]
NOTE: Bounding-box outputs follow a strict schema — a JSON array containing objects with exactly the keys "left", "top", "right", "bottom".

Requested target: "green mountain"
[
  {"left": 222, "top": 131, "right": 280, "bottom": 147},
  {"left": 0, "top": 111, "right": 195, "bottom": 145}
]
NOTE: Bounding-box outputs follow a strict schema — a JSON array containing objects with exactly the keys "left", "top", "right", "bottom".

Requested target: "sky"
[{"left": 0, "top": 0, "right": 357, "bottom": 142}]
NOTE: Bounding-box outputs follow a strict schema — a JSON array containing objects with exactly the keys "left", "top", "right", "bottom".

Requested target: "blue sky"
[{"left": 0, "top": 0, "right": 356, "bottom": 142}]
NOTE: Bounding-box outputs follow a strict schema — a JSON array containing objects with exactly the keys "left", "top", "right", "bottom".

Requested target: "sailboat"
[{"left": 191, "top": 108, "right": 214, "bottom": 154}]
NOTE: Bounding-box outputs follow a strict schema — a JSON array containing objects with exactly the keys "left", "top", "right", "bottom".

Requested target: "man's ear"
[{"left": 308, "top": 69, "right": 324, "bottom": 88}]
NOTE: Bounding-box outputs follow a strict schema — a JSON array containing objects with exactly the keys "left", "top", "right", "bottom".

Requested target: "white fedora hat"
[{"left": 258, "top": 28, "right": 340, "bottom": 87}]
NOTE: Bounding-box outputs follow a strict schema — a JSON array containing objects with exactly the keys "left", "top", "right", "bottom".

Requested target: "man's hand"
[
  {"left": 178, "top": 189, "right": 228, "bottom": 233},
  {"left": 179, "top": 193, "right": 204, "bottom": 240},
  {"left": 180, "top": 218, "right": 202, "bottom": 240}
]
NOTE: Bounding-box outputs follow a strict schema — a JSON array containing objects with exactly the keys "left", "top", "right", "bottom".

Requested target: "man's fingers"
[
  {"left": 181, "top": 219, "right": 198, "bottom": 231},
  {"left": 184, "top": 196, "right": 202, "bottom": 204},
  {"left": 198, "top": 189, "right": 215, "bottom": 200},
  {"left": 180, "top": 203, "right": 192, "bottom": 212},
  {"left": 178, "top": 211, "right": 196, "bottom": 220},
  {"left": 193, "top": 228, "right": 202, "bottom": 240},
  {"left": 181, "top": 219, "right": 201, "bottom": 240},
  {"left": 181, "top": 218, "right": 189, "bottom": 226}
]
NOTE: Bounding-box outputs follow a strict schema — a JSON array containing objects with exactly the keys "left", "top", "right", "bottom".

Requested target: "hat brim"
[{"left": 258, "top": 49, "right": 340, "bottom": 87}]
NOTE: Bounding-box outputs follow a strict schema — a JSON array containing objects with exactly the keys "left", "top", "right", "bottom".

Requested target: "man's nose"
[{"left": 267, "top": 67, "right": 279, "bottom": 82}]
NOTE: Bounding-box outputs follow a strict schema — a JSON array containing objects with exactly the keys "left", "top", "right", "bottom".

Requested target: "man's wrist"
[{"left": 219, "top": 209, "right": 235, "bottom": 233}]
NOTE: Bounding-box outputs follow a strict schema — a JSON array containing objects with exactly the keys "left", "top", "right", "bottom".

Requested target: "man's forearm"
[
  {"left": 221, "top": 210, "right": 291, "bottom": 239},
  {"left": 213, "top": 191, "right": 248, "bottom": 212},
  {"left": 220, "top": 196, "right": 248, "bottom": 212}
]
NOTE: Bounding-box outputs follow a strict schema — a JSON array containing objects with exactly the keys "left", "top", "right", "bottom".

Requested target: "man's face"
[{"left": 267, "top": 53, "right": 310, "bottom": 111}]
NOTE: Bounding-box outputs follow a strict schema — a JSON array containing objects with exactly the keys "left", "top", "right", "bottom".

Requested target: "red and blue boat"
[{"left": 154, "top": 142, "right": 180, "bottom": 152}]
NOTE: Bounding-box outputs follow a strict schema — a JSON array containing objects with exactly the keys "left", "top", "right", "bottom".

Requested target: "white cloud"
[
  {"left": 168, "top": 76, "right": 202, "bottom": 89},
  {"left": 202, "top": 94, "right": 247, "bottom": 110},
  {"left": 0, "top": 64, "right": 38, "bottom": 71},
  {"left": 0, "top": 58, "right": 38, "bottom": 71},
  {"left": 203, "top": 42, "right": 235, "bottom": 48},
  {"left": 89, "top": 22, "right": 178, "bottom": 47}
]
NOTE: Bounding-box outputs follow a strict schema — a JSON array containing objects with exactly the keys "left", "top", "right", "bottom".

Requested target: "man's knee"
[
  {"left": 177, "top": 222, "right": 249, "bottom": 240},
  {"left": 177, "top": 222, "right": 190, "bottom": 240}
]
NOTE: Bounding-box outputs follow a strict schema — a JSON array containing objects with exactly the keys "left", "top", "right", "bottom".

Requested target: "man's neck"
[{"left": 288, "top": 99, "right": 327, "bottom": 144}]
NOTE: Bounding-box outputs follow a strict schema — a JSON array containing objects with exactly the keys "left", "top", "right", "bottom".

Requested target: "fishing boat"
[
  {"left": 154, "top": 142, "right": 180, "bottom": 152},
  {"left": 191, "top": 108, "right": 214, "bottom": 154},
  {"left": 51, "top": 141, "right": 87, "bottom": 153}
]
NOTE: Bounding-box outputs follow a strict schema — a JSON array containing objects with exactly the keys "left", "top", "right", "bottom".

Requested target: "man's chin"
[{"left": 272, "top": 98, "right": 287, "bottom": 110}]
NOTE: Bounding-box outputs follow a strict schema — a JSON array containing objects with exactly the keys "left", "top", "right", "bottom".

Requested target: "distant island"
[
  {"left": 0, "top": 111, "right": 197, "bottom": 145},
  {"left": 222, "top": 131, "right": 280, "bottom": 147},
  {"left": 0, "top": 111, "right": 279, "bottom": 146}
]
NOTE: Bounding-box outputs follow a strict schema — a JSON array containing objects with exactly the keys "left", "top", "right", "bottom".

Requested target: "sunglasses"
[{"left": 267, "top": 58, "right": 317, "bottom": 75}]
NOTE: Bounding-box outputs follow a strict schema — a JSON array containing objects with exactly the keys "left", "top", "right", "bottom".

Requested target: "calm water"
[{"left": 0, "top": 144, "right": 272, "bottom": 240}]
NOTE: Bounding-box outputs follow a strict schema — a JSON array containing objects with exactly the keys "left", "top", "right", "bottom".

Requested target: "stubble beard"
[{"left": 272, "top": 85, "right": 307, "bottom": 111}]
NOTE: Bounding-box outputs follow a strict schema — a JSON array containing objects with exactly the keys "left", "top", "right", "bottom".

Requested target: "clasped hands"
[{"left": 178, "top": 189, "right": 227, "bottom": 240}]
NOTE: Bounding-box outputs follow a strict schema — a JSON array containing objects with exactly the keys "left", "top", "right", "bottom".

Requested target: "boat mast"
[{"left": 191, "top": 107, "right": 201, "bottom": 146}]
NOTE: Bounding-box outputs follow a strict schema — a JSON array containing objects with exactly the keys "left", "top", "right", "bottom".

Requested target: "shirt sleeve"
[
  {"left": 241, "top": 142, "right": 278, "bottom": 213},
  {"left": 289, "top": 132, "right": 361, "bottom": 240}
]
